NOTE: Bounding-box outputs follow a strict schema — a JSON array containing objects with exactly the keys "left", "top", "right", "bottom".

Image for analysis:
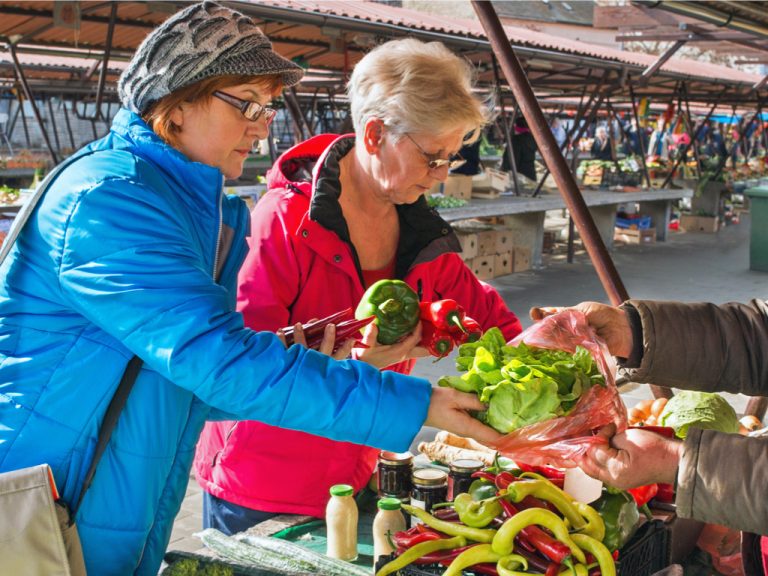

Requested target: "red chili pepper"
[
  {"left": 420, "top": 299, "right": 467, "bottom": 333},
  {"left": 499, "top": 498, "right": 572, "bottom": 564},
  {"left": 451, "top": 316, "right": 483, "bottom": 345},
  {"left": 516, "top": 495, "right": 559, "bottom": 515},
  {"left": 392, "top": 527, "right": 442, "bottom": 548},
  {"left": 412, "top": 544, "right": 475, "bottom": 565},
  {"left": 471, "top": 470, "right": 497, "bottom": 483},
  {"left": 518, "top": 462, "right": 565, "bottom": 480},
  {"left": 465, "top": 563, "right": 499, "bottom": 576},
  {"left": 432, "top": 508, "right": 461, "bottom": 522},
  {"left": 545, "top": 562, "right": 562, "bottom": 576},
  {"left": 627, "top": 483, "right": 658, "bottom": 507},
  {"left": 420, "top": 321, "right": 454, "bottom": 358},
  {"left": 515, "top": 547, "right": 551, "bottom": 572},
  {"left": 495, "top": 471, "right": 518, "bottom": 491}
]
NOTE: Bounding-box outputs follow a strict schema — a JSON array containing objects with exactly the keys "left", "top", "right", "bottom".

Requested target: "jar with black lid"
[
  {"left": 377, "top": 451, "right": 413, "bottom": 501},
  {"left": 410, "top": 468, "right": 448, "bottom": 519},
  {"left": 448, "top": 458, "right": 484, "bottom": 501}
]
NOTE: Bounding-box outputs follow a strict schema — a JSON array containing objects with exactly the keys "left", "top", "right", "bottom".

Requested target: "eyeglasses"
[
  {"left": 405, "top": 133, "right": 466, "bottom": 171},
  {"left": 213, "top": 91, "right": 277, "bottom": 125}
]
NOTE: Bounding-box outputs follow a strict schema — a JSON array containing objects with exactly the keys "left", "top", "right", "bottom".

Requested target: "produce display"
[
  {"left": 376, "top": 466, "right": 625, "bottom": 576},
  {"left": 657, "top": 391, "right": 739, "bottom": 439},
  {"left": 427, "top": 195, "right": 468, "bottom": 209},
  {"left": 0, "top": 185, "right": 20, "bottom": 205},
  {"left": 438, "top": 329, "right": 605, "bottom": 434}
]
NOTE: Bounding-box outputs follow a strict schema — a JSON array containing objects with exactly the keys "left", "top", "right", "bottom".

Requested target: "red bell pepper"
[
  {"left": 420, "top": 299, "right": 467, "bottom": 333},
  {"left": 655, "top": 482, "right": 675, "bottom": 503},
  {"left": 627, "top": 483, "right": 658, "bottom": 507},
  {"left": 451, "top": 316, "right": 483, "bottom": 345},
  {"left": 420, "top": 322, "right": 454, "bottom": 358}
]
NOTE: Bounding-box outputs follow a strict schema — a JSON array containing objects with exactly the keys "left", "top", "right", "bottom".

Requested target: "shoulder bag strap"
[{"left": 0, "top": 152, "right": 143, "bottom": 518}]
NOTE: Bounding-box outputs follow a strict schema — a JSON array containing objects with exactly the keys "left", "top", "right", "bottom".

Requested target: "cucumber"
[
  {"left": 236, "top": 534, "right": 370, "bottom": 576},
  {"left": 197, "top": 529, "right": 317, "bottom": 575}
]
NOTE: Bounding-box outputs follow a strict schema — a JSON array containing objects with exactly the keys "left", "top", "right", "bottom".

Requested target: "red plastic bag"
[{"left": 489, "top": 309, "right": 627, "bottom": 467}]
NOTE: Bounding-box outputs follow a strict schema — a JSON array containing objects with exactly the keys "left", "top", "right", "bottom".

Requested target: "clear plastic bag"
[{"left": 489, "top": 309, "right": 627, "bottom": 467}]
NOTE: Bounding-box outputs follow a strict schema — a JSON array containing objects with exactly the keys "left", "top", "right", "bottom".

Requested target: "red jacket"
[{"left": 194, "top": 134, "right": 522, "bottom": 517}]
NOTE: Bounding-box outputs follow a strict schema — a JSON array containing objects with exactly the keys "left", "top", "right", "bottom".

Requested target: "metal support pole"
[
  {"left": 8, "top": 42, "right": 58, "bottom": 163},
  {"left": 628, "top": 78, "right": 652, "bottom": 187},
  {"left": 285, "top": 87, "right": 312, "bottom": 140},
  {"left": 681, "top": 83, "right": 702, "bottom": 180},
  {"left": 472, "top": 0, "right": 628, "bottom": 305},
  {"left": 17, "top": 90, "right": 31, "bottom": 149},
  {"left": 639, "top": 40, "right": 686, "bottom": 85},
  {"left": 94, "top": 2, "right": 117, "bottom": 117},
  {"left": 46, "top": 97, "right": 61, "bottom": 152},
  {"left": 62, "top": 97, "right": 76, "bottom": 149}
]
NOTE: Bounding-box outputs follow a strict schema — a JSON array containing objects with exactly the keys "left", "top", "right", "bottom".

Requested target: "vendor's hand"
[
  {"left": 277, "top": 322, "right": 353, "bottom": 361},
  {"left": 353, "top": 323, "right": 427, "bottom": 369},
  {"left": 530, "top": 301, "right": 634, "bottom": 358},
  {"left": 574, "top": 425, "right": 683, "bottom": 489},
  {"left": 424, "top": 387, "right": 503, "bottom": 446}
]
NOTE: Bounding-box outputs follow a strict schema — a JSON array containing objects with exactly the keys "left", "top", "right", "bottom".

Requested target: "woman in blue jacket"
[{"left": 0, "top": 3, "right": 498, "bottom": 574}]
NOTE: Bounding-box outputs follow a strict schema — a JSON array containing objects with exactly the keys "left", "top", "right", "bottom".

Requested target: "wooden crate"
[
  {"left": 614, "top": 227, "right": 656, "bottom": 245},
  {"left": 494, "top": 228, "right": 513, "bottom": 254},
  {"left": 469, "top": 256, "right": 495, "bottom": 281},
  {"left": 494, "top": 252, "right": 513, "bottom": 277},
  {"left": 455, "top": 232, "right": 478, "bottom": 260},
  {"left": 513, "top": 247, "right": 531, "bottom": 272},
  {"left": 442, "top": 175, "right": 473, "bottom": 200},
  {"left": 476, "top": 230, "right": 498, "bottom": 257}
]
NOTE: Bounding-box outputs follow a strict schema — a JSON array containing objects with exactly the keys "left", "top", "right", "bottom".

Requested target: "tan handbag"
[{"left": 0, "top": 157, "right": 141, "bottom": 575}]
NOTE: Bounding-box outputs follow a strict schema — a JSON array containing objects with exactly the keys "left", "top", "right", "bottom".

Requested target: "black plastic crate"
[{"left": 375, "top": 519, "right": 668, "bottom": 576}]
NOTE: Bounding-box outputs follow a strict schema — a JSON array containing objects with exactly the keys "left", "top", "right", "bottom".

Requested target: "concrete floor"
[{"left": 167, "top": 211, "right": 766, "bottom": 557}]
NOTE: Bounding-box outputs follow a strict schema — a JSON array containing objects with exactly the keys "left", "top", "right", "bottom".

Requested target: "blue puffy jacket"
[{"left": 0, "top": 109, "right": 431, "bottom": 575}]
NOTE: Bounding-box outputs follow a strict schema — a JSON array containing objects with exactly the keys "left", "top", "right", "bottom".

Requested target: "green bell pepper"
[
  {"left": 453, "top": 493, "right": 503, "bottom": 528},
  {"left": 592, "top": 490, "right": 640, "bottom": 552},
  {"left": 355, "top": 279, "right": 420, "bottom": 345},
  {"left": 468, "top": 478, "right": 498, "bottom": 502}
]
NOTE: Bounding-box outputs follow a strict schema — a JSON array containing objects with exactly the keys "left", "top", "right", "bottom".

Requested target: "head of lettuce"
[
  {"left": 438, "top": 328, "right": 605, "bottom": 433},
  {"left": 659, "top": 390, "right": 739, "bottom": 439}
]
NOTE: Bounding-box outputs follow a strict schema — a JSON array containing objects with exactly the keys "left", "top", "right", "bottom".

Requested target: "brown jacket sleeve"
[{"left": 623, "top": 298, "right": 768, "bottom": 532}]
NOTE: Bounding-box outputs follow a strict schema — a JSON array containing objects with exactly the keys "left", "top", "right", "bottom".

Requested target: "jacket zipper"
[{"left": 212, "top": 181, "right": 223, "bottom": 280}]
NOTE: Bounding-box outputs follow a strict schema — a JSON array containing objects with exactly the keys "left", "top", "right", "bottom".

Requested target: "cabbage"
[{"left": 659, "top": 391, "right": 739, "bottom": 438}]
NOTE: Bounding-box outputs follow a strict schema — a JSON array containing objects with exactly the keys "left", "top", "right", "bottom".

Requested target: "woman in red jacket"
[{"left": 194, "top": 37, "right": 523, "bottom": 533}]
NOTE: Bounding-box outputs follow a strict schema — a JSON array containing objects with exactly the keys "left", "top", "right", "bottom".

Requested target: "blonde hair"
[
  {"left": 143, "top": 74, "right": 283, "bottom": 148},
  {"left": 347, "top": 38, "right": 491, "bottom": 144}
]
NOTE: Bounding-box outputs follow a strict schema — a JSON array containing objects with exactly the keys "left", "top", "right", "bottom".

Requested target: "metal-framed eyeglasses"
[
  {"left": 405, "top": 133, "right": 466, "bottom": 171},
  {"left": 213, "top": 91, "right": 277, "bottom": 125}
]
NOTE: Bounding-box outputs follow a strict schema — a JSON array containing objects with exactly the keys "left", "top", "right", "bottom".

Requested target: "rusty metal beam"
[
  {"left": 472, "top": 0, "right": 628, "bottom": 305},
  {"left": 8, "top": 42, "right": 57, "bottom": 163},
  {"left": 94, "top": 1, "right": 117, "bottom": 117},
  {"left": 627, "top": 77, "right": 652, "bottom": 187},
  {"left": 639, "top": 39, "right": 686, "bottom": 85},
  {"left": 754, "top": 75, "right": 768, "bottom": 92},
  {"left": 680, "top": 83, "right": 702, "bottom": 180},
  {"left": 492, "top": 55, "right": 519, "bottom": 196}
]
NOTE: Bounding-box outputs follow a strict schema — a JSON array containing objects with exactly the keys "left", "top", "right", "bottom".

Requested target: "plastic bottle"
[
  {"left": 325, "top": 484, "right": 358, "bottom": 561},
  {"left": 372, "top": 497, "right": 406, "bottom": 566},
  {"left": 564, "top": 466, "right": 602, "bottom": 503}
]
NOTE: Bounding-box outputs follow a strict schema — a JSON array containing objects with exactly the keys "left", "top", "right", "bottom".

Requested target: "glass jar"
[
  {"left": 448, "top": 458, "right": 484, "bottom": 501},
  {"left": 410, "top": 468, "right": 448, "bottom": 520},
  {"left": 325, "top": 484, "right": 358, "bottom": 561},
  {"left": 372, "top": 497, "right": 406, "bottom": 566},
  {"left": 377, "top": 451, "right": 413, "bottom": 501}
]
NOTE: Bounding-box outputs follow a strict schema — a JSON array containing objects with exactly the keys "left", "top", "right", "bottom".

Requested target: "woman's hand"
[
  {"left": 574, "top": 425, "right": 683, "bottom": 489},
  {"left": 530, "top": 301, "right": 634, "bottom": 358},
  {"left": 353, "top": 322, "right": 428, "bottom": 369},
  {"left": 424, "top": 387, "right": 503, "bottom": 446}
]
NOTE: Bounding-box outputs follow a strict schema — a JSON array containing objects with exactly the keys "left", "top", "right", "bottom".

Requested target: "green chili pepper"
[
  {"left": 375, "top": 535, "right": 467, "bottom": 576},
  {"left": 573, "top": 502, "right": 605, "bottom": 542},
  {"left": 355, "top": 279, "right": 420, "bottom": 344},
  {"left": 442, "top": 544, "right": 506, "bottom": 576},
  {"left": 453, "top": 493, "right": 503, "bottom": 528},
  {"left": 491, "top": 508, "right": 587, "bottom": 565},
  {"left": 592, "top": 490, "right": 640, "bottom": 552},
  {"left": 502, "top": 479, "right": 586, "bottom": 531},
  {"left": 496, "top": 554, "right": 529, "bottom": 576},
  {"left": 559, "top": 565, "right": 589, "bottom": 576},
  {"left": 571, "top": 534, "right": 616, "bottom": 576},
  {"left": 402, "top": 504, "right": 497, "bottom": 543}
]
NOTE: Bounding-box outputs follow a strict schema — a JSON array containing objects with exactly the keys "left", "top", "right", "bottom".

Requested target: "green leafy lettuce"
[
  {"left": 437, "top": 328, "right": 605, "bottom": 433},
  {"left": 658, "top": 391, "right": 738, "bottom": 439}
]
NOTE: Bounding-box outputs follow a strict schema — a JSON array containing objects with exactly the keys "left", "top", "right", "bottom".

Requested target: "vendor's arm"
[{"left": 58, "top": 179, "right": 430, "bottom": 451}]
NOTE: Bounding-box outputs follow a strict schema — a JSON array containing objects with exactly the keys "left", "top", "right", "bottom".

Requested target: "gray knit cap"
[{"left": 118, "top": 1, "right": 304, "bottom": 114}]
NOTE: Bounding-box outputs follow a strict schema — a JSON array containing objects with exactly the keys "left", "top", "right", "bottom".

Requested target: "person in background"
[
  {"left": 551, "top": 117, "right": 567, "bottom": 149},
  {"left": 194, "top": 38, "right": 523, "bottom": 534},
  {"left": 590, "top": 125, "right": 613, "bottom": 161},
  {"left": 502, "top": 116, "right": 538, "bottom": 181},
  {"left": 0, "top": 5, "right": 500, "bottom": 574},
  {"left": 531, "top": 301, "right": 768, "bottom": 540}
]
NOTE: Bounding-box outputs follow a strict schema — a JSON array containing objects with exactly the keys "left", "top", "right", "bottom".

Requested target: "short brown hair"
[{"left": 142, "top": 74, "right": 283, "bottom": 147}]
